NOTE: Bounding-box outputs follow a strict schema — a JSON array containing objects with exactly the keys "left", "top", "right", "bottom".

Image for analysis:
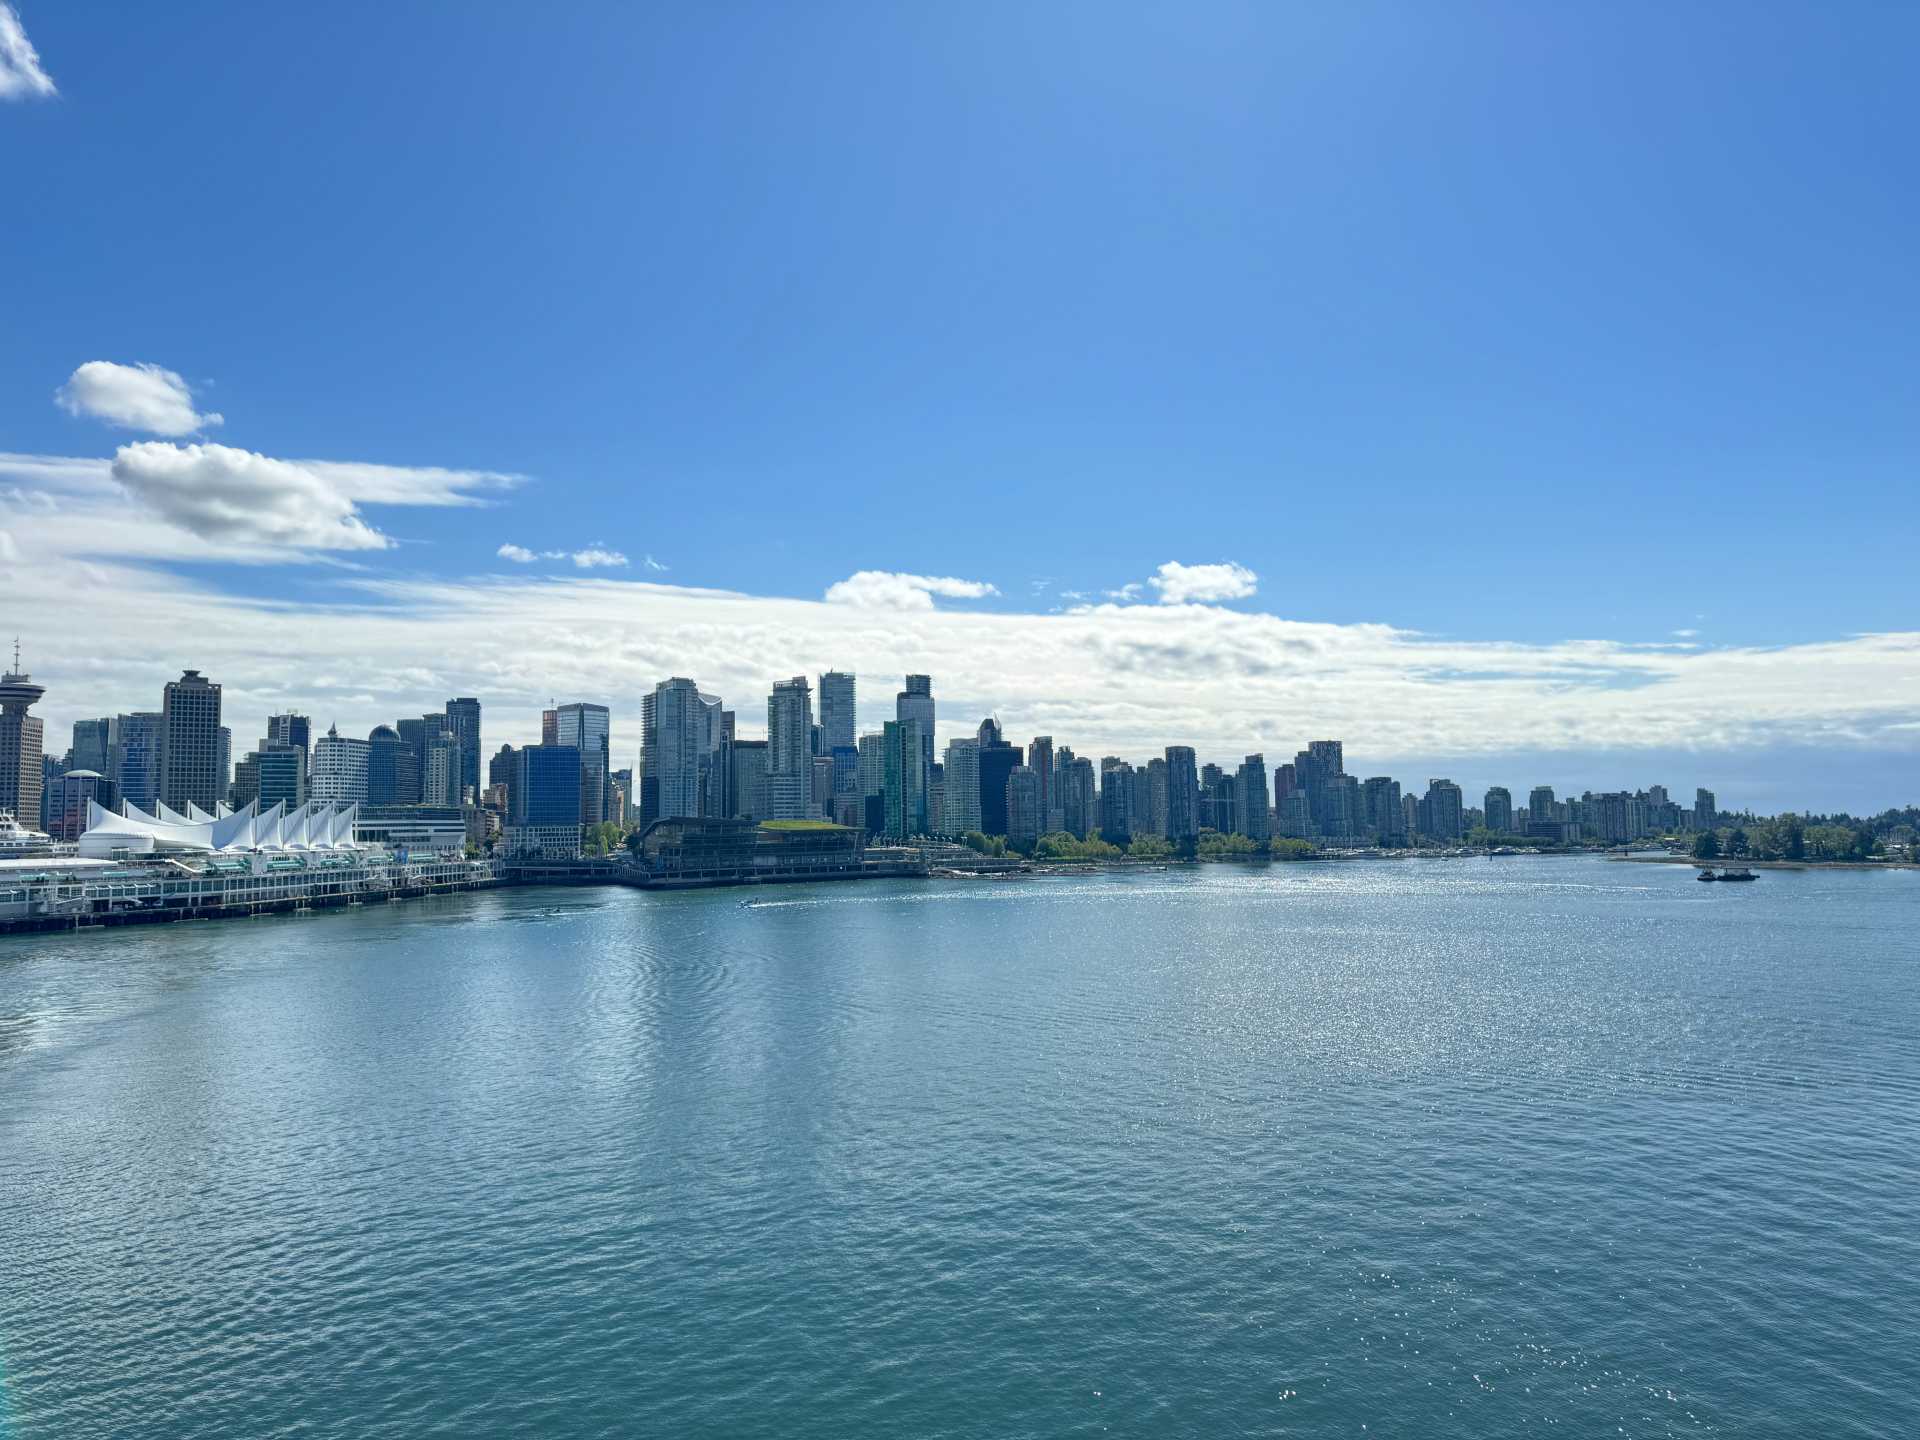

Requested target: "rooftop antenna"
[{"left": 10, "top": 637, "right": 18, "bottom": 673}]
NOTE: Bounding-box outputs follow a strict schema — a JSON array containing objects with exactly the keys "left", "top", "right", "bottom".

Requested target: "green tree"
[
  {"left": 1691, "top": 829, "right": 1720, "bottom": 860},
  {"left": 1728, "top": 827, "right": 1750, "bottom": 857},
  {"left": 1127, "top": 835, "right": 1172, "bottom": 859}
]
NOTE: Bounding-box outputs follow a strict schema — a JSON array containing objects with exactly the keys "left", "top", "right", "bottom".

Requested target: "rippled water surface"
[{"left": 3, "top": 858, "right": 1917, "bottom": 1438}]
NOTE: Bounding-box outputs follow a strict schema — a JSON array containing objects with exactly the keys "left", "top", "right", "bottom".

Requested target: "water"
[{"left": 2, "top": 858, "right": 1916, "bottom": 1438}]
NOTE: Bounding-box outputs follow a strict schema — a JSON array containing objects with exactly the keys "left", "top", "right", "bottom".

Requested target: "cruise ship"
[{"left": 0, "top": 810, "right": 55, "bottom": 859}]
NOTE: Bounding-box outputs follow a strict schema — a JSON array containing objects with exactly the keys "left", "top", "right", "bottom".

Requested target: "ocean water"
[{"left": 1, "top": 857, "right": 1915, "bottom": 1438}]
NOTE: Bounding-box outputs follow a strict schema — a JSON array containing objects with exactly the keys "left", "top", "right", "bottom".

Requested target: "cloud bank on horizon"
[{"left": 4, "top": 445, "right": 1919, "bottom": 796}]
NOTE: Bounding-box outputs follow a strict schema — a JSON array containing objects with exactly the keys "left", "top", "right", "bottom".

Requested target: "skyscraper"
[
  {"left": 640, "top": 681, "right": 719, "bottom": 823},
  {"left": 1528, "top": 786, "right": 1556, "bottom": 824},
  {"left": 267, "top": 713, "right": 312, "bottom": 759},
  {"left": 896, "top": 675, "right": 935, "bottom": 772},
  {"left": 108, "top": 712, "right": 161, "bottom": 811},
  {"left": 1484, "top": 786, "right": 1513, "bottom": 834},
  {"left": 1004, "top": 764, "right": 1041, "bottom": 845},
  {"left": 1363, "top": 776, "right": 1403, "bottom": 841},
  {"left": 0, "top": 656, "right": 46, "bottom": 826},
  {"left": 159, "top": 669, "right": 222, "bottom": 812},
  {"left": 445, "top": 697, "right": 481, "bottom": 805},
  {"left": 554, "top": 701, "right": 614, "bottom": 824},
  {"left": 882, "top": 719, "right": 926, "bottom": 838},
  {"left": 767, "top": 677, "right": 817, "bottom": 819},
  {"left": 975, "top": 723, "right": 1023, "bottom": 836},
  {"left": 1027, "top": 736, "right": 1053, "bottom": 832},
  {"left": 70, "top": 718, "right": 111, "bottom": 775},
  {"left": 1235, "top": 755, "right": 1271, "bottom": 843},
  {"left": 1420, "top": 779, "right": 1465, "bottom": 840},
  {"left": 818, "top": 671, "right": 856, "bottom": 755},
  {"left": 367, "top": 726, "right": 405, "bottom": 804},
  {"left": 1164, "top": 746, "right": 1199, "bottom": 843},
  {"left": 942, "top": 738, "right": 982, "bottom": 834},
  {"left": 1100, "top": 759, "right": 1134, "bottom": 844}
]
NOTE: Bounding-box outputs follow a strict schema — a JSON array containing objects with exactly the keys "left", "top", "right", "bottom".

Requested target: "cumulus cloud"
[
  {"left": 572, "top": 547, "right": 628, "bottom": 569},
  {"left": 56, "top": 362, "right": 223, "bottom": 436},
  {"left": 1149, "top": 560, "right": 1258, "bottom": 605},
  {"left": 0, "top": 4, "right": 55, "bottom": 100},
  {"left": 110, "top": 442, "right": 390, "bottom": 551},
  {"left": 497, "top": 543, "right": 538, "bottom": 563},
  {"left": 824, "top": 570, "right": 1000, "bottom": 610}
]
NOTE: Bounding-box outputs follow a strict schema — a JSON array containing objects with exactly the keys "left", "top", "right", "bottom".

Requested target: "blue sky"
[{"left": 2, "top": 3, "right": 1918, "bottom": 810}]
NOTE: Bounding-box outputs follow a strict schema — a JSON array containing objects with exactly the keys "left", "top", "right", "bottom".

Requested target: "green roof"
[{"left": 758, "top": 819, "right": 847, "bottom": 831}]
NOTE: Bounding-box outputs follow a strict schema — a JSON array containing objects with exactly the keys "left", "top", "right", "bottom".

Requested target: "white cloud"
[
  {"left": 643, "top": 554, "right": 668, "bottom": 572},
  {"left": 56, "top": 362, "right": 223, "bottom": 437},
  {"left": 300, "top": 460, "right": 522, "bottom": 507},
  {"left": 110, "top": 442, "right": 389, "bottom": 551},
  {"left": 1148, "top": 560, "right": 1258, "bottom": 605},
  {"left": 497, "top": 543, "right": 538, "bottom": 563},
  {"left": 0, "top": 4, "right": 55, "bottom": 100},
  {"left": 1673, "top": 628, "right": 1699, "bottom": 639},
  {"left": 1104, "top": 583, "right": 1144, "bottom": 603},
  {"left": 824, "top": 570, "right": 1000, "bottom": 610},
  {"left": 572, "top": 547, "right": 628, "bottom": 569},
  {"left": 0, "top": 529, "right": 16, "bottom": 562}
]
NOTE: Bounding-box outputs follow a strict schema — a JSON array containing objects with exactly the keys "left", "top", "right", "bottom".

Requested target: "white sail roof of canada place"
[{"left": 78, "top": 798, "right": 363, "bottom": 859}]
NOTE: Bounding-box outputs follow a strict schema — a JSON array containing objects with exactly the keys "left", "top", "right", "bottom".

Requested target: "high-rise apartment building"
[
  {"left": 159, "top": 669, "right": 222, "bottom": 812},
  {"left": 1484, "top": 786, "right": 1513, "bottom": 834},
  {"left": 1004, "top": 764, "right": 1040, "bottom": 845},
  {"left": 728, "top": 739, "right": 769, "bottom": 821},
  {"left": 1362, "top": 776, "right": 1403, "bottom": 840},
  {"left": 818, "top": 671, "right": 856, "bottom": 755},
  {"left": 942, "top": 738, "right": 982, "bottom": 835},
  {"left": 1060, "top": 755, "right": 1096, "bottom": 839},
  {"left": 1528, "top": 786, "right": 1556, "bottom": 824},
  {"left": 640, "top": 681, "right": 719, "bottom": 823},
  {"left": 767, "top": 677, "right": 817, "bottom": 819},
  {"left": 896, "top": 675, "right": 935, "bottom": 772},
  {"left": 1026, "top": 736, "right": 1053, "bottom": 833},
  {"left": 882, "top": 719, "right": 926, "bottom": 838},
  {"left": 1235, "top": 755, "right": 1271, "bottom": 843},
  {"left": 1164, "top": 746, "right": 1199, "bottom": 843},
  {"left": 1100, "top": 759, "right": 1134, "bottom": 843},
  {"left": 1420, "top": 778, "right": 1465, "bottom": 840},
  {"left": 1694, "top": 788, "right": 1716, "bottom": 831}
]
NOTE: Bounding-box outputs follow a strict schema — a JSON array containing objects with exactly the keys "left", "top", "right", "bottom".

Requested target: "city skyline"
[{"left": 4, "top": 5, "right": 1920, "bottom": 814}]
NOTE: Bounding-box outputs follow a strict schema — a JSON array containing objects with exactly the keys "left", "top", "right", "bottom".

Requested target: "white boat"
[{"left": 0, "top": 809, "right": 55, "bottom": 858}]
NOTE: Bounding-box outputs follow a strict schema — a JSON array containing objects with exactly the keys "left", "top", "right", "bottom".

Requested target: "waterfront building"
[
  {"left": 311, "top": 725, "right": 371, "bottom": 804},
  {"left": 159, "top": 669, "right": 223, "bottom": 813},
  {"left": 640, "top": 681, "right": 719, "bottom": 823},
  {"left": 0, "top": 658, "right": 46, "bottom": 827},
  {"left": 882, "top": 719, "right": 927, "bottom": 838},
  {"left": 1694, "top": 788, "right": 1716, "bottom": 831},
  {"left": 728, "top": 739, "right": 769, "bottom": 821},
  {"left": 818, "top": 671, "right": 856, "bottom": 754},
  {"left": 1484, "top": 786, "right": 1514, "bottom": 835},
  {"left": 71, "top": 718, "right": 111, "bottom": 775},
  {"left": 1586, "top": 790, "right": 1646, "bottom": 843},
  {"left": 506, "top": 743, "right": 583, "bottom": 858},
  {"left": 1420, "top": 779, "right": 1465, "bottom": 841},
  {"left": 445, "top": 698, "right": 482, "bottom": 806},
  {"left": 555, "top": 701, "right": 613, "bottom": 824},
  {"left": 1165, "top": 747, "right": 1199, "bottom": 843},
  {"left": 354, "top": 804, "right": 470, "bottom": 853},
  {"left": 767, "top": 677, "right": 817, "bottom": 819},
  {"left": 1199, "top": 763, "right": 1236, "bottom": 834},
  {"left": 1322, "top": 773, "right": 1362, "bottom": 840},
  {"left": 46, "top": 769, "right": 116, "bottom": 842},
  {"left": 1362, "top": 776, "right": 1403, "bottom": 841},
  {"left": 1004, "top": 764, "right": 1041, "bottom": 846},
  {"left": 1276, "top": 790, "right": 1314, "bottom": 839},
  {"left": 1235, "top": 755, "right": 1271, "bottom": 843},
  {"left": 107, "top": 712, "right": 162, "bottom": 812}
]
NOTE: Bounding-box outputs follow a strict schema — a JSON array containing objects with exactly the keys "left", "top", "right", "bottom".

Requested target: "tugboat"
[{"left": 1695, "top": 868, "right": 1717, "bottom": 882}]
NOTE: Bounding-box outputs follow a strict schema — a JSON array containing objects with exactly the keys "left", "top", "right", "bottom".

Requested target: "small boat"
[{"left": 1696, "top": 869, "right": 1717, "bottom": 882}]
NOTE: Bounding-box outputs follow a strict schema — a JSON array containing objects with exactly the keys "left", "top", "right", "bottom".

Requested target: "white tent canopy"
[{"left": 78, "top": 799, "right": 362, "bottom": 859}]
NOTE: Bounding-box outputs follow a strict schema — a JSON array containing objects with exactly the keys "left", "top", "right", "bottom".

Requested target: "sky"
[{"left": 2, "top": 2, "right": 1917, "bottom": 813}]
